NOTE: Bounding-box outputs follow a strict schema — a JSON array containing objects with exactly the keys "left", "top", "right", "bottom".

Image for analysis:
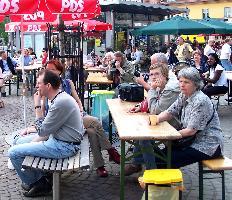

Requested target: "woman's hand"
[{"left": 129, "top": 104, "right": 141, "bottom": 113}]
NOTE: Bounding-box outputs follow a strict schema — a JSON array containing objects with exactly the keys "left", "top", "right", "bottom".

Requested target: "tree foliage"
[{"left": 0, "top": 16, "right": 10, "bottom": 45}]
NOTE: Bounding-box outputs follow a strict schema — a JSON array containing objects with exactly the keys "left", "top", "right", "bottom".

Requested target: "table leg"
[
  {"left": 166, "top": 141, "right": 172, "bottom": 168},
  {"left": 120, "top": 140, "right": 125, "bottom": 200},
  {"left": 87, "top": 84, "right": 90, "bottom": 113},
  {"left": 109, "top": 111, "right": 112, "bottom": 144}
]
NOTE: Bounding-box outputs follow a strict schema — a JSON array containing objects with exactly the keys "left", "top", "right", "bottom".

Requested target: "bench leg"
[
  {"left": 222, "top": 171, "right": 225, "bottom": 200},
  {"left": 199, "top": 162, "right": 204, "bottom": 200},
  {"left": 53, "top": 172, "right": 60, "bottom": 200}
]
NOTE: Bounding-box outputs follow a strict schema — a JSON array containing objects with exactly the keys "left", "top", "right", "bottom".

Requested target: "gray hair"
[
  {"left": 151, "top": 53, "right": 168, "bottom": 65},
  {"left": 178, "top": 67, "right": 204, "bottom": 90}
]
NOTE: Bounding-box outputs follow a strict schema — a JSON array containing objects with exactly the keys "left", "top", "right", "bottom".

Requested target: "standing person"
[
  {"left": 8, "top": 69, "right": 85, "bottom": 197},
  {"left": 204, "top": 39, "right": 215, "bottom": 57},
  {"left": 124, "top": 45, "right": 132, "bottom": 61},
  {"left": 202, "top": 53, "right": 228, "bottom": 97},
  {"left": 0, "top": 50, "right": 17, "bottom": 97},
  {"left": 220, "top": 38, "right": 232, "bottom": 71},
  {"left": 175, "top": 36, "right": 193, "bottom": 62},
  {"left": 131, "top": 46, "right": 144, "bottom": 65}
]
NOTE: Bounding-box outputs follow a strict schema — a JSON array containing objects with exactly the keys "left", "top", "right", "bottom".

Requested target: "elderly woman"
[
  {"left": 125, "top": 63, "right": 180, "bottom": 175},
  {"left": 192, "top": 50, "right": 208, "bottom": 74},
  {"left": 202, "top": 53, "right": 228, "bottom": 97},
  {"left": 157, "top": 67, "right": 223, "bottom": 168},
  {"left": 102, "top": 52, "right": 115, "bottom": 68}
]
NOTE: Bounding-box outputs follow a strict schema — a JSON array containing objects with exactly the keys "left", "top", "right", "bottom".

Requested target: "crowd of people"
[{"left": 3, "top": 37, "right": 231, "bottom": 197}]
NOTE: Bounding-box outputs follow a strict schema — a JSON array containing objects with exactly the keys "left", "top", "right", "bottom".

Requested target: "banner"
[
  {"left": 10, "top": 0, "right": 101, "bottom": 22},
  {"left": 46, "top": 0, "right": 100, "bottom": 14},
  {"left": 0, "top": 0, "right": 39, "bottom": 14}
]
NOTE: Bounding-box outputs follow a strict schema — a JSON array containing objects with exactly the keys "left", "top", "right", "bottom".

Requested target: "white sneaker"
[{"left": 7, "top": 158, "right": 15, "bottom": 170}]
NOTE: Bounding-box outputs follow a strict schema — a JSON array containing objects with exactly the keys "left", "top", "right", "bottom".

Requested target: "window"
[
  {"left": 224, "top": 7, "right": 231, "bottom": 18},
  {"left": 202, "top": 8, "right": 209, "bottom": 19}
]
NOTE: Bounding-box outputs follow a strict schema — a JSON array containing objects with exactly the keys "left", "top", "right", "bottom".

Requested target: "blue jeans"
[
  {"left": 8, "top": 135, "right": 79, "bottom": 186},
  {"left": 220, "top": 59, "right": 232, "bottom": 71},
  {"left": 132, "top": 140, "right": 157, "bottom": 169}
]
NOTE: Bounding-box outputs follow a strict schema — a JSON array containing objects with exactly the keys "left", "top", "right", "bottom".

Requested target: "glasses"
[{"left": 149, "top": 72, "right": 161, "bottom": 77}]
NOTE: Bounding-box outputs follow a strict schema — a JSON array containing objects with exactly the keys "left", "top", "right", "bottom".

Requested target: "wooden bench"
[
  {"left": 22, "top": 134, "right": 90, "bottom": 200},
  {"left": 199, "top": 156, "right": 232, "bottom": 200}
]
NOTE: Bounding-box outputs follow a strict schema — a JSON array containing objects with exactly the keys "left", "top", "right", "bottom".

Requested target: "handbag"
[
  {"left": 172, "top": 103, "right": 215, "bottom": 149},
  {"left": 118, "top": 83, "right": 144, "bottom": 102}
]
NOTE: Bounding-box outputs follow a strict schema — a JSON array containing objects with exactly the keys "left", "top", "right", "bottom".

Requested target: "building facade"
[{"left": 167, "top": 0, "right": 232, "bottom": 21}]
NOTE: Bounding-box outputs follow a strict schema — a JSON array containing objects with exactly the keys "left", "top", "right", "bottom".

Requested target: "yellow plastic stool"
[{"left": 142, "top": 169, "right": 183, "bottom": 200}]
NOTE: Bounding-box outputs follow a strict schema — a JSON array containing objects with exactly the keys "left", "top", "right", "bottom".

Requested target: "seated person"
[
  {"left": 15, "top": 59, "right": 120, "bottom": 178},
  {"left": 202, "top": 53, "right": 228, "bottom": 97},
  {"left": 125, "top": 63, "right": 180, "bottom": 175},
  {"left": 0, "top": 50, "right": 17, "bottom": 96},
  {"left": 148, "top": 67, "right": 223, "bottom": 169},
  {"left": 9, "top": 69, "right": 85, "bottom": 197},
  {"left": 0, "top": 67, "right": 4, "bottom": 107},
  {"left": 191, "top": 50, "right": 208, "bottom": 75}
]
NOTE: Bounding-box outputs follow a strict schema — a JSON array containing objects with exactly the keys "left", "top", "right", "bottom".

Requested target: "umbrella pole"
[{"left": 20, "top": 15, "right": 27, "bottom": 128}]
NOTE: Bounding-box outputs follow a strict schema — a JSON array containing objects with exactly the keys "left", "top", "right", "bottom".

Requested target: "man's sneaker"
[
  {"left": 96, "top": 166, "right": 108, "bottom": 177},
  {"left": 1, "top": 92, "right": 6, "bottom": 97},
  {"left": 124, "top": 164, "right": 142, "bottom": 176},
  {"left": 7, "top": 158, "right": 15, "bottom": 170}
]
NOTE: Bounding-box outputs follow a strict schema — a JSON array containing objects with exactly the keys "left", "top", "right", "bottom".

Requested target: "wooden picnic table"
[
  {"left": 106, "top": 98, "right": 181, "bottom": 200},
  {"left": 15, "top": 63, "right": 42, "bottom": 96},
  {"left": 225, "top": 71, "right": 232, "bottom": 81},
  {"left": 86, "top": 72, "right": 113, "bottom": 113},
  {"left": 84, "top": 66, "right": 106, "bottom": 73}
]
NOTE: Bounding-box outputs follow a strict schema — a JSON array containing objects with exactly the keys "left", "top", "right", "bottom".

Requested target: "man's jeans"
[
  {"left": 8, "top": 135, "right": 79, "bottom": 186},
  {"left": 133, "top": 140, "right": 157, "bottom": 169}
]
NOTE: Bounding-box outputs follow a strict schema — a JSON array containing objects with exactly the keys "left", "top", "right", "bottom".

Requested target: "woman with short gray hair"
[{"left": 155, "top": 67, "right": 223, "bottom": 168}]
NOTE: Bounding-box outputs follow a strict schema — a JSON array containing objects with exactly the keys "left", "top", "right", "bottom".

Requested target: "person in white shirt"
[
  {"left": 131, "top": 46, "right": 144, "bottom": 65},
  {"left": 220, "top": 38, "right": 232, "bottom": 71},
  {"left": 204, "top": 39, "right": 215, "bottom": 57},
  {"left": 202, "top": 53, "right": 228, "bottom": 97}
]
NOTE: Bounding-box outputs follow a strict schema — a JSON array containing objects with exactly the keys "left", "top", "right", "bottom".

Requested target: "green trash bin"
[{"left": 91, "top": 90, "right": 115, "bottom": 124}]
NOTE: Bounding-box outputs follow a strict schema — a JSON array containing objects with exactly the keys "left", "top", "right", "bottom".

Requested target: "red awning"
[{"left": 5, "top": 19, "right": 112, "bottom": 32}]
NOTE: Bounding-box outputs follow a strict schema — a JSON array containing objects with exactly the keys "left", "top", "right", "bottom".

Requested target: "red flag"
[{"left": 0, "top": 0, "right": 39, "bottom": 15}]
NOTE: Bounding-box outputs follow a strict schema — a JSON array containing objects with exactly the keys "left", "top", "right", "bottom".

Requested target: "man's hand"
[
  {"left": 34, "top": 90, "right": 41, "bottom": 107},
  {"left": 129, "top": 104, "right": 141, "bottom": 113},
  {"left": 19, "top": 126, "right": 36, "bottom": 136}
]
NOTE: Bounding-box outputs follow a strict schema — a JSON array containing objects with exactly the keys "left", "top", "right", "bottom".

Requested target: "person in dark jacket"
[{"left": 0, "top": 50, "right": 17, "bottom": 96}]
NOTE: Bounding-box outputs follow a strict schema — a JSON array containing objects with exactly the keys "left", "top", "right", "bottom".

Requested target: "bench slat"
[
  {"left": 32, "top": 157, "right": 40, "bottom": 168},
  {"left": 73, "top": 153, "right": 81, "bottom": 169},
  {"left": 62, "top": 158, "right": 68, "bottom": 171},
  {"left": 50, "top": 159, "right": 57, "bottom": 171},
  {"left": 80, "top": 134, "right": 90, "bottom": 169},
  {"left": 202, "top": 157, "right": 232, "bottom": 170},
  {"left": 22, "top": 156, "right": 35, "bottom": 168},
  {"left": 38, "top": 158, "right": 46, "bottom": 170},
  {"left": 67, "top": 156, "right": 75, "bottom": 170},
  {"left": 44, "top": 158, "right": 52, "bottom": 170},
  {"left": 56, "top": 159, "right": 63, "bottom": 171}
]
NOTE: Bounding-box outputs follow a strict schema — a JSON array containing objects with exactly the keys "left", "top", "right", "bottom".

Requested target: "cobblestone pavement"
[{"left": 0, "top": 86, "right": 232, "bottom": 200}]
